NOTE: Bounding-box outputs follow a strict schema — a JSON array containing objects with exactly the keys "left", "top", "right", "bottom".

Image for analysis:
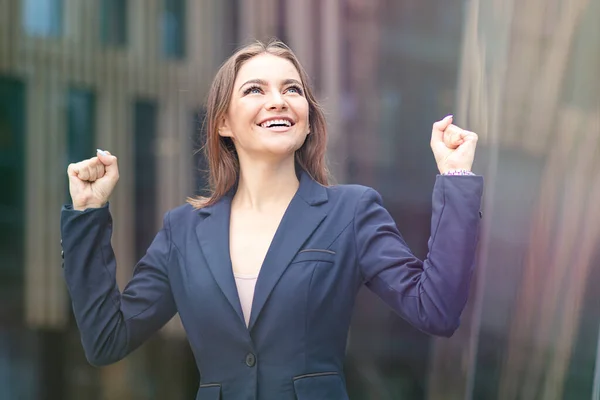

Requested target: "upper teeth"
[{"left": 261, "top": 119, "right": 292, "bottom": 128}]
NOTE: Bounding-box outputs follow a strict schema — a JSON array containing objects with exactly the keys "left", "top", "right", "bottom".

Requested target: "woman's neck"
[{"left": 233, "top": 156, "right": 299, "bottom": 212}]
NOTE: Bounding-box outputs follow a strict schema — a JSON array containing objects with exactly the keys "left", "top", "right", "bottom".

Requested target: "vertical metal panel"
[
  {"left": 320, "top": 0, "right": 343, "bottom": 182},
  {"left": 24, "top": 73, "right": 46, "bottom": 328},
  {"left": 46, "top": 75, "right": 66, "bottom": 328},
  {"left": 24, "top": 61, "right": 69, "bottom": 329},
  {"left": 41, "top": 71, "right": 54, "bottom": 329},
  {"left": 158, "top": 62, "right": 184, "bottom": 338},
  {"left": 239, "top": 0, "right": 259, "bottom": 43},
  {"left": 259, "top": 0, "right": 278, "bottom": 40},
  {"left": 285, "top": 0, "right": 313, "bottom": 74},
  {"left": 238, "top": 0, "right": 279, "bottom": 43}
]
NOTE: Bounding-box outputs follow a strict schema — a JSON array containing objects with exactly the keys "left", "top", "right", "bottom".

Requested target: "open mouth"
[{"left": 258, "top": 118, "right": 295, "bottom": 129}]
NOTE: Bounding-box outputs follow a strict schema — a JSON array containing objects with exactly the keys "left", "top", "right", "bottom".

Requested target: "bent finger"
[
  {"left": 78, "top": 165, "right": 90, "bottom": 181},
  {"left": 96, "top": 162, "right": 105, "bottom": 179},
  {"left": 67, "top": 163, "right": 79, "bottom": 177}
]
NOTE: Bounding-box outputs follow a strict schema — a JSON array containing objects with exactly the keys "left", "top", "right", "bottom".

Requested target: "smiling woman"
[
  {"left": 192, "top": 40, "right": 329, "bottom": 210},
  {"left": 60, "top": 38, "right": 484, "bottom": 399}
]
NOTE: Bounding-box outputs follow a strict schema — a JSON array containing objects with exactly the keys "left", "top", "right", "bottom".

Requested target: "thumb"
[{"left": 96, "top": 149, "right": 119, "bottom": 176}]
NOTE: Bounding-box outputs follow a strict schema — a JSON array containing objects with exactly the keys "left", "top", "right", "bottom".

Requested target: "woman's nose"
[{"left": 265, "top": 90, "right": 287, "bottom": 110}]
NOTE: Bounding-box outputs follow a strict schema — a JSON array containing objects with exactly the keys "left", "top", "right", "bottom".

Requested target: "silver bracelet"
[{"left": 443, "top": 169, "right": 475, "bottom": 176}]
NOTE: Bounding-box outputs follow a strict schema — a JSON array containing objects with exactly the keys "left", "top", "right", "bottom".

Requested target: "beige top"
[{"left": 233, "top": 272, "right": 259, "bottom": 327}]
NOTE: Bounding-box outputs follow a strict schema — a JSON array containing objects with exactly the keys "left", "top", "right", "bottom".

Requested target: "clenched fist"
[
  {"left": 67, "top": 149, "right": 119, "bottom": 211},
  {"left": 430, "top": 115, "right": 478, "bottom": 174}
]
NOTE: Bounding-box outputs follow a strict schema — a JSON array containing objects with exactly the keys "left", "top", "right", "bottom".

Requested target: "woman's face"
[{"left": 219, "top": 53, "right": 310, "bottom": 162}]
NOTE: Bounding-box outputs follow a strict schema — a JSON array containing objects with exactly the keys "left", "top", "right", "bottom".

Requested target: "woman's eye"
[
  {"left": 244, "top": 86, "right": 262, "bottom": 95},
  {"left": 286, "top": 85, "right": 303, "bottom": 95}
]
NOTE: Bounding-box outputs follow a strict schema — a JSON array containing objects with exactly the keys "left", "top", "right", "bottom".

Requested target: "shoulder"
[
  {"left": 325, "top": 183, "right": 384, "bottom": 210},
  {"left": 162, "top": 203, "right": 198, "bottom": 227}
]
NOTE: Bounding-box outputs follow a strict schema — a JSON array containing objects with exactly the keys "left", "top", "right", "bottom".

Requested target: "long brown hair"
[{"left": 188, "top": 39, "right": 330, "bottom": 209}]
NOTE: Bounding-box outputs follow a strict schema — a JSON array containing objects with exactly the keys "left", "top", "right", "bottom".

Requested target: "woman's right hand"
[{"left": 67, "top": 150, "right": 119, "bottom": 211}]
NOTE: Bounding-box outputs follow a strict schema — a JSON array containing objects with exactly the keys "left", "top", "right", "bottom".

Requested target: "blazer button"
[
  {"left": 245, "top": 353, "right": 256, "bottom": 367},
  {"left": 61, "top": 250, "right": 64, "bottom": 259}
]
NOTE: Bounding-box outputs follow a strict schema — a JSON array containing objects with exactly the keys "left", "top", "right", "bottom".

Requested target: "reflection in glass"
[
  {"left": 162, "top": 0, "right": 186, "bottom": 60},
  {"left": 22, "top": 0, "right": 63, "bottom": 38},
  {"left": 428, "top": 0, "right": 600, "bottom": 399},
  {"left": 100, "top": 0, "right": 127, "bottom": 47}
]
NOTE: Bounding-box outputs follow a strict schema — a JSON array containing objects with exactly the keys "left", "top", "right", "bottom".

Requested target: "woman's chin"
[{"left": 262, "top": 138, "right": 305, "bottom": 156}]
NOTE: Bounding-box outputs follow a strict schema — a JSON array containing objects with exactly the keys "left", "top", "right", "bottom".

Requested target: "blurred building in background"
[
  {"left": 0, "top": 0, "right": 344, "bottom": 398},
  {"left": 0, "top": 0, "right": 599, "bottom": 399}
]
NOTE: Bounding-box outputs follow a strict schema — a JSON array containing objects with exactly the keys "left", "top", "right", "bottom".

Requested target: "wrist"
[{"left": 73, "top": 202, "right": 106, "bottom": 211}]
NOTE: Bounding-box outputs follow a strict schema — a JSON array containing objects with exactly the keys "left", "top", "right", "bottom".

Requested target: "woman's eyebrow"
[
  {"left": 239, "top": 79, "right": 267, "bottom": 91},
  {"left": 281, "top": 79, "right": 302, "bottom": 86}
]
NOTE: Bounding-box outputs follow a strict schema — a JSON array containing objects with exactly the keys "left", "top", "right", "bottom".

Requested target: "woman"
[{"left": 61, "top": 40, "right": 483, "bottom": 400}]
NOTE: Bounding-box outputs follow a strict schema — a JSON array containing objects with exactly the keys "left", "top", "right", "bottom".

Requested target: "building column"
[
  {"left": 24, "top": 70, "right": 69, "bottom": 330},
  {"left": 342, "top": 0, "right": 382, "bottom": 186},
  {"left": 319, "top": 0, "right": 344, "bottom": 182}
]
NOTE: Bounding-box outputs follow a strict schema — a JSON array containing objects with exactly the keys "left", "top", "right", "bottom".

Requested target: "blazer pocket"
[
  {"left": 293, "top": 372, "right": 348, "bottom": 400},
  {"left": 292, "top": 249, "right": 336, "bottom": 264},
  {"left": 197, "top": 383, "right": 221, "bottom": 400}
]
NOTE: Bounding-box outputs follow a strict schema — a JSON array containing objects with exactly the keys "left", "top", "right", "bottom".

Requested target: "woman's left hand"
[{"left": 430, "top": 115, "right": 479, "bottom": 174}]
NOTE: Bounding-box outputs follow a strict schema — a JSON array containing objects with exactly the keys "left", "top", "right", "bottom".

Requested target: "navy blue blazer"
[{"left": 60, "top": 171, "right": 483, "bottom": 400}]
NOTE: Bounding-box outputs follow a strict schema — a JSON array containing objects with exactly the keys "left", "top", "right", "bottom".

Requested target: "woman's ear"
[{"left": 218, "top": 115, "right": 233, "bottom": 137}]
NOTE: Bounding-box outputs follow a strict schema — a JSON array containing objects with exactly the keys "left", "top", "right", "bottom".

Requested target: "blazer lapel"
[
  {"left": 195, "top": 196, "right": 246, "bottom": 326},
  {"left": 248, "top": 171, "right": 329, "bottom": 331}
]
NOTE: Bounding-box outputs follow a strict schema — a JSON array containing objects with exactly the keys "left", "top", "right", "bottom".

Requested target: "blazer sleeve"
[
  {"left": 354, "top": 175, "right": 484, "bottom": 337},
  {"left": 60, "top": 204, "right": 177, "bottom": 366}
]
